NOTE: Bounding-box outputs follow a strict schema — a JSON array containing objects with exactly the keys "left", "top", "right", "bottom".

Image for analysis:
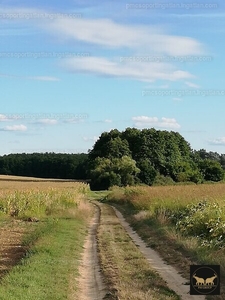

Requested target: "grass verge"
[{"left": 0, "top": 199, "right": 93, "bottom": 300}]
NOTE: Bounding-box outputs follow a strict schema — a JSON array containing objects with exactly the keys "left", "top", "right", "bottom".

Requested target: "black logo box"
[{"left": 190, "top": 265, "right": 220, "bottom": 295}]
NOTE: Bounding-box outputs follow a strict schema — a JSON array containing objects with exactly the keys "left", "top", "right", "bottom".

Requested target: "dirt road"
[
  {"left": 78, "top": 201, "right": 206, "bottom": 299},
  {"left": 78, "top": 204, "right": 107, "bottom": 300}
]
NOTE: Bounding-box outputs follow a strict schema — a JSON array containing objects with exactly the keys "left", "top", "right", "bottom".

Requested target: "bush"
[
  {"left": 170, "top": 200, "right": 225, "bottom": 248},
  {"left": 152, "top": 174, "right": 175, "bottom": 186}
]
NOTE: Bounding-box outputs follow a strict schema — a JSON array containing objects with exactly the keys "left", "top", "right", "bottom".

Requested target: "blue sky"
[{"left": 0, "top": 0, "right": 225, "bottom": 155}]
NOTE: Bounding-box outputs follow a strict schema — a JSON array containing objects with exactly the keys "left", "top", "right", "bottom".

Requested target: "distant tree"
[
  {"left": 0, "top": 153, "right": 88, "bottom": 180},
  {"left": 220, "top": 154, "right": 225, "bottom": 169},
  {"left": 198, "top": 159, "right": 224, "bottom": 182}
]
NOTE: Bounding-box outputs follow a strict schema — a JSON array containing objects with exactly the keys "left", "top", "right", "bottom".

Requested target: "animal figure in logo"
[
  {"left": 193, "top": 274, "right": 205, "bottom": 285},
  {"left": 205, "top": 274, "right": 217, "bottom": 285}
]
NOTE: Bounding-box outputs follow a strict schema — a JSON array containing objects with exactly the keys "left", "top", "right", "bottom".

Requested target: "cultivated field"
[
  {"left": 0, "top": 176, "right": 92, "bottom": 300},
  {"left": 3, "top": 177, "right": 225, "bottom": 299}
]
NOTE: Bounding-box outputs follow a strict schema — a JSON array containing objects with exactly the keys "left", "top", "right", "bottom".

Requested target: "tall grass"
[
  {"left": 106, "top": 184, "right": 225, "bottom": 299},
  {"left": 107, "top": 184, "right": 225, "bottom": 248},
  {"left": 0, "top": 183, "right": 90, "bottom": 219}
]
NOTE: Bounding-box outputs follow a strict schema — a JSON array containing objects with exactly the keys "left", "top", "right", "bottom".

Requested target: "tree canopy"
[{"left": 88, "top": 128, "right": 225, "bottom": 189}]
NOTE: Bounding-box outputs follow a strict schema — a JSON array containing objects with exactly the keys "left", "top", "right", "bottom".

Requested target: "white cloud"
[
  {"left": 36, "top": 119, "right": 58, "bottom": 125},
  {"left": 48, "top": 16, "right": 204, "bottom": 82},
  {"left": 169, "top": 13, "right": 225, "bottom": 19},
  {"left": 0, "top": 7, "right": 205, "bottom": 55},
  {"left": 0, "top": 7, "right": 206, "bottom": 83},
  {"left": 132, "top": 116, "right": 181, "bottom": 129},
  {"left": 104, "top": 119, "right": 112, "bottom": 123},
  {"left": 209, "top": 137, "right": 225, "bottom": 145},
  {"left": 0, "top": 114, "right": 10, "bottom": 122},
  {"left": 0, "top": 73, "right": 59, "bottom": 81},
  {"left": 62, "top": 56, "right": 193, "bottom": 82},
  {"left": 83, "top": 136, "right": 99, "bottom": 142},
  {"left": 29, "top": 76, "right": 60, "bottom": 81},
  {"left": 173, "top": 97, "right": 183, "bottom": 101},
  {"left": 3, "top": 124, "right": 27, "bottom": 131},
  {"left": 63, "top": 118, "right": 85, "bottom": 124},
  {"left": 185, "top": 81, "right": 200, "bottom": 88},
  {"left": 47, "top": 17, "right": 203, "bottom": 56}
]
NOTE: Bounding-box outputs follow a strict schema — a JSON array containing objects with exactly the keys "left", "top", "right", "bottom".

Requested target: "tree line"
[
  {"left": 0, "top": 128, "right": 225, "bottom": 189},
  {"left": 88, "top": 128, "right": 225, "bottom": 190},
  {"left": 0, "top": 153, "right": 88, "bottom": 180}
]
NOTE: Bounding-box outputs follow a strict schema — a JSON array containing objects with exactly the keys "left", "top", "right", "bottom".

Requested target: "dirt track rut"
[{"left": 78, "top": 204, "right": 107, "bottom": 300}]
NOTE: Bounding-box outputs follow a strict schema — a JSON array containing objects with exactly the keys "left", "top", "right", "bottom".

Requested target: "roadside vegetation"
[
  {"left": 0, "top": 178, "right": 92, "bottom": 300},
  {"left": 103, "top": 184, "right": 225, "bottom": 299}
]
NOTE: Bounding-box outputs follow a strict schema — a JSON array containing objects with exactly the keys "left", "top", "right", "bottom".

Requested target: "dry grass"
[
  {"left": 97, "top": 203, "right": 180, "bottom": 300},
  {"left": 0, "top": 178, "right": 88, "bottom": 191},
  {"left": 128, "top": 183, "right": 225, "bottom": 204}
]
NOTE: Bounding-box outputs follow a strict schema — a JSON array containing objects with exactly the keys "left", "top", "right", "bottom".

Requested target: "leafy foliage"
[
  {"left": 170, "top": 200, "right": 225, "bottom": 248},
  {"left": 88, "top": 128, "right": 225, "bottom": 189},
  {"left": 90, "top": 156, "right": 140, "bottom": 190}
]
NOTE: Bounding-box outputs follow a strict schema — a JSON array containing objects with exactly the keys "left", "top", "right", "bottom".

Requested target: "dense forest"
[
  {"left": 0, "top": 128, "right": 225, "bottom": 189},
  {"left": 0, "top": 153, "right": 88, "bottom": 180}
]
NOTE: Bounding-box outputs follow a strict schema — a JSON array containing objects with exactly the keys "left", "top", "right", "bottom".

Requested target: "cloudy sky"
[{"left": 0, "top": 0, "right": 225, "bottom": 155}]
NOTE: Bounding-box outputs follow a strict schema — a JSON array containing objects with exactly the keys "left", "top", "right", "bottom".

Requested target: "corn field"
[{"left": 0, "top": 181, "right": 90, "bottom": 219}]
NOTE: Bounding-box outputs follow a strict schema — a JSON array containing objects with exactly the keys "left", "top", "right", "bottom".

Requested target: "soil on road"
[{"left": 78, "top": 204, "right": 108, "bottom": 300}]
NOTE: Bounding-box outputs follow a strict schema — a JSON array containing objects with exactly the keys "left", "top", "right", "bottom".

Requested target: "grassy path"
[{"left": 95, "top": 200, "right": 180, "bottom": 300}]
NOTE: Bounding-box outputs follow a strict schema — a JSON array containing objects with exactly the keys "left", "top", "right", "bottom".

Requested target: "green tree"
[
  {"left": 198, "top": 159, "right": 224, "bottom": 182},
  {"left": 137, "top": 158, "right": 157, "bottom": 185},
  {"left": 172, "top": 161, "right": 202, "bottom": 183}
]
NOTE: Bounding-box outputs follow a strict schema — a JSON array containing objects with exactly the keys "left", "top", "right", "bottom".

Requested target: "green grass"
[
  {"left": 0, "top": 215, "right": 88, "bottom": 300},
  {"left": 87, "top": 190, "right": 109, "bottom": 200}
]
